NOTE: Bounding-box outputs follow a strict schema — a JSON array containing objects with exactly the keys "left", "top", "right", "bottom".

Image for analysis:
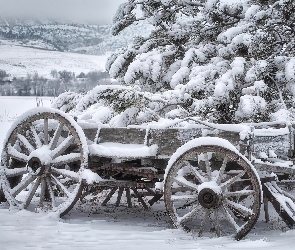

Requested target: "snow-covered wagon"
[{"left": 1, "top": 107, "right": 295, "bottom": 240}]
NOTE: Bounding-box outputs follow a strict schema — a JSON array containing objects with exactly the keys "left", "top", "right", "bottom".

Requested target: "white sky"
[
  {"left": 0, "top": 0, "right": 126, "bottom": 24},
  {"left": 0, "top": 0, "right": 246, "bottom": 24}
]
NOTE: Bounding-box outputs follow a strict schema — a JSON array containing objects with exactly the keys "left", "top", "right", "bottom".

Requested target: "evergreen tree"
[{"left": 106, "top": 0, "right": 295, "bottom": 123}]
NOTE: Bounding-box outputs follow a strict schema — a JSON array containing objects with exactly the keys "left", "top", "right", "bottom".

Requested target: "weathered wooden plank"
[
  {"left": 254, "top": 162, "right": 295, "bottom": 174},
  {"left": 100, "top": 128, "right": 147, "bottom": 144},
  {"left": 153, "top": 129, "right": 242, "bottom": 156},
  {"left": 84, "top": 127, "right": 241, "bottom": 157},
  {"left": 252, "top": 134, "right": 289, "bottom": 157},
  {"left": 148, "top": 128, "right": 202, "bottom": 156},
  {"left": 83, "top": 127, "right": 147, "bottom": 144},
  {"left": 83, "top": 128, "right": 97, "bottom": 141},
  {"left": 92, "top": 162, "right": 158, "bottom": 179}
]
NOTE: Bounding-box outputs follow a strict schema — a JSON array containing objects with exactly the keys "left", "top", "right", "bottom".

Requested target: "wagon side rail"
[{"left": 80, "top": 117, "right": 295, "bottom": 161}]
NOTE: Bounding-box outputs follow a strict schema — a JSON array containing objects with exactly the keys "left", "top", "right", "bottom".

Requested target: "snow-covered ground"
[
  {"left": 1, "top": 96, "right": 295, "bottom": 249},
  {"left": 0, "top": 40, "right": 108, "bottom": 78}
]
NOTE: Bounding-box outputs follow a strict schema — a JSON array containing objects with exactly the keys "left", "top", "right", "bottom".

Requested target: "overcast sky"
[{"left": 0, "top": 0, "right": 126, "bottom": 24}]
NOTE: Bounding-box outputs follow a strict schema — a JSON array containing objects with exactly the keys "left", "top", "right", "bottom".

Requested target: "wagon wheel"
[
  {"left": 164, "top": 138, "right": 261, "bottom": 240},
  {"left": 0, "top": 107, "right": 88, "bottom": 217}
]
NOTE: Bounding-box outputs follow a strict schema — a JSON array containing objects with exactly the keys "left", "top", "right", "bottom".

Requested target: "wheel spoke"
[
  {"left": 49, "top": 122, "right": 63, "bottom": 150},
  {"left": 222, "top": 205, "right": 240, "bottom": 232},
  {"left": 221, "top": 170, "right": 245, "bottom": 191},
  {"left": 224, "top": 190, "right": 254, "bottom": 198},
  {"left": 31, "top": 126, "right": 42, "bottom": 148},
  {"left": 46, "top": 176, "right": 57, "bottom": 208},
  {"left": 216, "top": 157, "right": 227, "bottom": 185},
  {"left": 51, "top": 167, "right": 79, "bottom": 181},
  {"left": 125, "top": 188, "right": 132, "bottom": 208},
  {"left": 39, "top": 178, "right": 47, "bottom": 205},
  {"left": 101, "top": 187, "right": 118, "bottom": 206},
  {"left": 204, "top": 153, "right": 212, "bottom": 181},
  {"left": 178, "top": 204, "right": 202, "bottom": 225},
  {"left": 174, "top": 176, "right": 198, "bottom": 191},
  {"left": 5, "top": 167, "right": 28, "bottom": 177},
  {"left": 186, "top": 161, "right": 205, "bottom": 184},
  {"left": 51, "top": 135, "right": 74, "bottom": 159},
  {"left": 214, "top": 208, "right": 221, "bottom": 237},
  {"left": 23, "top": 177, "right": 41, "bottom": 209},
  {"left": 51, "top": 153, "right": 80, "bottom": 166},
  {"left": 131, "top": 187, "right": 149, "bottom": 209},
  {"left": 171, "top": 194, "right": 198, "bottom": 202},
  {"left": 116, "top": 187, "right": 124, "bottom": 207},
  {"left": 11, "top": 174, "right": 36, "bottom": 197},
  {"left": 225, "top": 199, "right": 253, "bottom": 216},
  {"left": 199, "top": 208, "right": 210, "bottom": 236},
  {"left": 7, "top": 145, "right": 28, "bottom": 162},
  {"left": 44, "top": 118, "right": 49, "bottom": 145},
  {"left": 51, "top": 175, "right": 71, "bottom": 197},
  {"left": 17, "top": 134, "right": 35, "bottom": 153}
]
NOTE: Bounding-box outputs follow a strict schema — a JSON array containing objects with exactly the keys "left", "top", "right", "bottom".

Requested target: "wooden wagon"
[{"left": 1, "top": 107, "right": 295, "bottom": 240}]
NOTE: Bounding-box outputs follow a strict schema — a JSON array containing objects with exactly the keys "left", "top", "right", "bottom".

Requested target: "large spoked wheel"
[
  {"left": 164, "top": 138, "right": 261, "bottom": 240},
  {"left": 0, "top": 107, "right": 88, "bottom": 217}
]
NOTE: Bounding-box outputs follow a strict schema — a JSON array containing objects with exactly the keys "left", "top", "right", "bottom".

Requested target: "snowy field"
[
  {"left": 1, "top": 96, "right": 295, "bottom": 250},
  {"left": 0, "top": 96, "right": 54, "bottom": 152},
  {"left": 0, "top": 40, "right": 108, "bottom": 78}
]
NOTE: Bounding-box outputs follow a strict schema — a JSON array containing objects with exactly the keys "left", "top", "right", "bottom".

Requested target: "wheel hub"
[
  {"left": 198, "top": 188, "right": 221, "bottom": 209},
  {"left": 27, "top": 146, "right": 52, "bottom": 175},
  {"left": 27, "top": 157, "right": 51, "bottom": 176}
]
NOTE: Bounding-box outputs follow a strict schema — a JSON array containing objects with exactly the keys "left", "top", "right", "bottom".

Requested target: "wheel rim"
[
  {"left": 164, "top": 145, "right": 261, "bottom": 240},
  {"left": 0, "top": 108, "right": 88, "bottom": 216}
]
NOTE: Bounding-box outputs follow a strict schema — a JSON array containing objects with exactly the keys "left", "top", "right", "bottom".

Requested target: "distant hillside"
[
  {"left": 0, "top": 16, "right": 153, "bottom": 55},
  {"left": 0, "top": 39, "right": 108, "bottom": 78}
]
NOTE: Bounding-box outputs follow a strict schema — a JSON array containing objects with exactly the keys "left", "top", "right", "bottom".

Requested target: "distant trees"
[
  {"left": 0, "top": 70, "right": 9, "bottom": 82},
  {"left": 50, "top": 69, "right": 58, "bottom": 79},
  {"left": 76, "top": 72, "right": 86, "bottom": 78},
  {"left": 0, "top": 69, "right": 111, "bottom": 96},
  {"left": 58, "top": 70, "right": 75, "bottom": 84}
]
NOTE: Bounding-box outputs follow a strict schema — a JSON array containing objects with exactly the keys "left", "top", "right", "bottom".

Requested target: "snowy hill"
[
  {"left": 0, "top": 39, "right": 108, "bottom": 78},
  {"left": 0, "top": 16, "right": 153, "bottom": 55},
  {"left": 0, "top": 16, "right": 152, "bottom": 78}
]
